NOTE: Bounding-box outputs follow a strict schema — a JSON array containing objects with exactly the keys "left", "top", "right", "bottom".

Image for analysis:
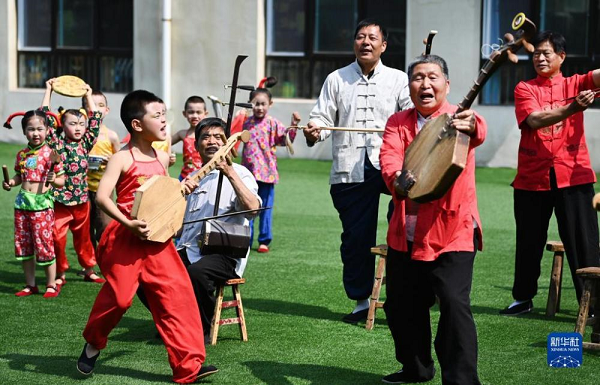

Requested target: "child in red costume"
[
  {"left": 42, "top": 79, "right": 104, "bottom": 287},
  {"left": 171, "top": 95, "right": 207, "bottom": 180},
  {"left": 3, "top": 110, "right": 65, "bottom": 298},
  {"left": 77, "top": 90, "right": 217, "bottom": 383}
]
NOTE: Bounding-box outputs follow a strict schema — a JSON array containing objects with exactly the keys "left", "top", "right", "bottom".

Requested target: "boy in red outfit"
[{"left": 77, "top": 90, "right": 217, "bottom": 383}]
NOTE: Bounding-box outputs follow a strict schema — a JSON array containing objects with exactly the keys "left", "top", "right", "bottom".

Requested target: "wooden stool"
[
  {"left": 545, "top": 241, "right": 565, "bottom": 317},
  {"left": 574, "top": 267, "right": 600, "bottom": 350},
  {"left": 366, "top": 244, "right": 387, "bottom": 330},
  {"left": 209, "top": 278, "right": 248, "bottom": 345}
]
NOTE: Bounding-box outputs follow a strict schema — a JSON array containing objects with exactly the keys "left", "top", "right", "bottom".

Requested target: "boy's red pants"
[
  {"left": 54, "top": 201, "right": 96, "bottom": 274},
  {"left": 83, "top": 220, "right": 206, "bottom": 384}
]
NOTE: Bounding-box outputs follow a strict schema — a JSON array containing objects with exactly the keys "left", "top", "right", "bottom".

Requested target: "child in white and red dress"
[
  {"left": 2, "top": 109, "right": 65, "bottom": 298},
  {"left": 241, "top": 88, "right": 300, "bottom": 253},
  {"left": 42, "top": 78, "right": 104, "bottom": 287}
]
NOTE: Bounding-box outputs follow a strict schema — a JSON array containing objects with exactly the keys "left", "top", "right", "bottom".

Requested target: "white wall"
[
  {"left": 167, "top": 0, "right": 260, "bottom": 153},
  {"left": 3, "top": 0, "right": 600, "bottom": 173}
]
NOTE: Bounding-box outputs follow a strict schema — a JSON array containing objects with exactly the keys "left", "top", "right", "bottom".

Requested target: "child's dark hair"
[
  {"left": 249, "top": 88, "right": 272, "bottom": 102},
  {"left": 81, "top": 90, "right": 107, "bottom": 110},
  {"left": 21, "top": 110, "right": 50, "bottom": 132},
  {"left": 184, "top": 96, "right": 206, "bottom": 111},
  {"left": 57, "top": 108, "right": 86, "bottom": 136},
  {"left": 59, "top": 109, "right": 86, "bottom": 126},
  {"left": 120, "top": 90, "right": 164, "bottom": 133},
  {"left": 194, "top": 117, "right": 226, "bottom": 146}
]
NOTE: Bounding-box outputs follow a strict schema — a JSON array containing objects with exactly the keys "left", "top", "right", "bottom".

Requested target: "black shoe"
[
  {"left": 76, "top": 343, "right": 100, "bottom": 375},
  {"left": 342, "top": 308, "right": 368, "bottom": 324},
  {"left": 382, "top": 369, "right": 433, "bottom": 384},
  {"left": 499, "top": 300, "right": 533, "bottom": 316},
  {"left": 197, "top": 364, "right": 219, "bottom": 380}
]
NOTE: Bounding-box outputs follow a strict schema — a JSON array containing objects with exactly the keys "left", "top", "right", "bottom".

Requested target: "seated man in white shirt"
[{"left": 177, "top": 117, "right": 261, "bottom": 339}]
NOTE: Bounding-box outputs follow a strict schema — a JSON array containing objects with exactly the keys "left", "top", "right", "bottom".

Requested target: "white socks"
[
  {"left": 353, "top": 299, "right": 370, "bottom": 313},
  {"left": 508, "top": 299, "right": 529, "bottom": 309}
]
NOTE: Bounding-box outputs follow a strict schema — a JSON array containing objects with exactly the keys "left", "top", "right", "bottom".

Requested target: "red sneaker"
[
  {"left": 15, "top": 285, "right": 39, "bottom": 297},
  {"left": 43, "top": 284, "right": 60, "bottom": 298},
  {"left": 257, "top": 244, "right": 269, "bottom": 253},
  {"left": 84, "top": 272, "right": 106, "bottom": 284}
]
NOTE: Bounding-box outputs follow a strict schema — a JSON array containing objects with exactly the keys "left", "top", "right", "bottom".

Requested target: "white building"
[{"left": 2, "top": 0, "right": 600, "bottom": 169}]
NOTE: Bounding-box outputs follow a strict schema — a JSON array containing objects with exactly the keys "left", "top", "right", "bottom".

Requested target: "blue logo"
[{"left": 547, "top": 332, "right": 582, "bottom": 368}]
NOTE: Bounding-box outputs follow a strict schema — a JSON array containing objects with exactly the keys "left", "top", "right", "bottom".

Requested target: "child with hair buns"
[{"left": 3, "top": 110, "right": 66, "bottom": 297}]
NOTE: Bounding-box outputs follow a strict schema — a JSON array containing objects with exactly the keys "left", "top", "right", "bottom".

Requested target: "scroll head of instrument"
[
  {"left": 504, "top": 33, "right": 515, "bottom": 44},
  {"left": 507, "top": 51, "right": 519, "bottom": 64},
  {"left": 240, "top": 130, "right": 251, "bottom": 143},
  {"left": 522, "top": 40, "right": 534, "bottom": 53}
]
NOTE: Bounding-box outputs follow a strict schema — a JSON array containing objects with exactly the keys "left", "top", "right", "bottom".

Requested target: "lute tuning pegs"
[{"left": 522, "top": 40, "right": 534, "bottom": 53}]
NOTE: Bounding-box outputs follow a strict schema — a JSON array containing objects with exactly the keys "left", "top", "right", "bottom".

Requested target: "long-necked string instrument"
[
  {"left": 423, "top": 30, "right": 438, "bottom": 55},
  {"left": 130, "top": 131, "right": 250, "bottom": 242},
  {"left": 403, "top": 13, "right": 536, "bottom": 203}
]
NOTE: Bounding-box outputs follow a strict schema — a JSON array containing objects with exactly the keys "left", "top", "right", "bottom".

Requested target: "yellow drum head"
[{"left": 53, "top": 75, "right": 87, "bottom": 97}]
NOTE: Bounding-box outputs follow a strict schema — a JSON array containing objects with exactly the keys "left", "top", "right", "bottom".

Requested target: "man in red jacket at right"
[
  {"left": 380, "top": 54, "right": 486, "bottom": 384},
  {"left": 500, "top": 31, "right": 600, "bottom": 316}
]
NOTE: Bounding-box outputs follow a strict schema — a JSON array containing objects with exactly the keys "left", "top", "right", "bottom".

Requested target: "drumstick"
[
  {"left": 45, "top": 150, "right": 61, "bottom": 187},
  {"left": 2, "top": 165, "right": 10, "bottom": 190},
  {"left": 289, "top": 125, "right": 384, "bottom": 133},
  {"left": 561, "top": 88, "right": 600, "bottom": 102}
]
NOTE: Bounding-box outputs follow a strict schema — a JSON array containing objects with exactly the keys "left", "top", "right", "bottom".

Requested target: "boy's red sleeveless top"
[{"left": 116, "top": 146, "right": 166, "bottom": 217}]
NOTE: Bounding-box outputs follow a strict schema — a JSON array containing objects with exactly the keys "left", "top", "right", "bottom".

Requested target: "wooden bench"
[
  {"left": 574, "top": 267, "right": 600, "bottom": 350},
  {"left": 366, "top": 245, "right": 387, "bottom": 330},
  {"left": 209, "top": 278, "right": 248, "bottom": 345},
  {"left": 545, "top": 241, "right": 565, "bottom": 317}
]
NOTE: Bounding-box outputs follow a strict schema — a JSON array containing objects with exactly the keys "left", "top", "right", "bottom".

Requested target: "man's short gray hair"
[{"left": 407, "top": 55, "right": 449, "bottom": 80}]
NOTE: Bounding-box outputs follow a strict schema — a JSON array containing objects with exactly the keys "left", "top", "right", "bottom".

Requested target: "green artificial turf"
[{"left": 0, "top": 141, "right": 599, "bottom": 384}]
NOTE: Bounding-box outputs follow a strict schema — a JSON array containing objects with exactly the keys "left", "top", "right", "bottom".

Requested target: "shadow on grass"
[
  {"left": 243, "top": 298, "right": 388, "bottom": 326},
  {"left": 0, "top": 351, "right": 171, "bottom": 383},
  {"left": 244, "top": 298, "right": 345, "bottom": 322},
  {"left": 0, "top": 266, "right": 95, "bottom": 295},
  {"left": 471, "top": 305, "right": 578, "bottom": 324},
  {"left": 100, "top": 314, "right": 164, "bottom": 345},
  {"left": 243, "top": 361, "right": 382, "bottom": 385}
]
